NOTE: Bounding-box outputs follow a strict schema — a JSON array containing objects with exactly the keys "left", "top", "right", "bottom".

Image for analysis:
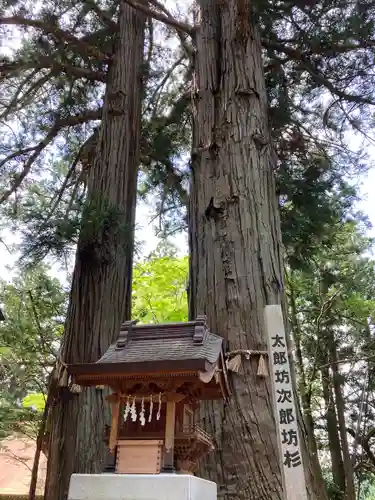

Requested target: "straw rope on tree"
[{"left": 226, "top": 346, "right": 294, "bottom": 378}]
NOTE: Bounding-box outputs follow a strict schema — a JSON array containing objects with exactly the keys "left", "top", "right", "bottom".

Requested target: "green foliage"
[
  {"left": 132, "top": 248, "right": 188, "bottom": 323},
  {"left": 279, "top": 155, "right": 360, "bottom": 270},
  {"left": 322, "top": 473, "right": 345, "bottom": 500},
  {"left": 77, "top": 195, "right": 135, "bottom": 263},
  {"left": 22, "top": 393, "right": 45, "bottom": 412},
  {"left": 0, "top": 265, "right": 66, "bottom": 438},
  {"left": 358, "top": 475, "right": 375, "bottom": 499},
  {"left": 288, "top": 219, "right": 375, "bottom": 493}
]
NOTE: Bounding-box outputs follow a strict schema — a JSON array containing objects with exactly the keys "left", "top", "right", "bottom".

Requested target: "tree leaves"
[
  {"left": 133, "top": 252, "right": 188, "bottom": 323},
  {"left": 287, "top": 220, "right": 375, "bottom": 491},
  {"left": 0, "top": 265, "right": 66, "bottom": 439}
]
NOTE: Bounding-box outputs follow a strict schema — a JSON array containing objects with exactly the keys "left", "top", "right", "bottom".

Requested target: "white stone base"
[{"left": 68, "top": 473, "right": 217, "bottom": 500}]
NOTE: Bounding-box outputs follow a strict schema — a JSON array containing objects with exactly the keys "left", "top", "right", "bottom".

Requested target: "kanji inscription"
[{"left": 265, "top": 305, "right": 308, "bottom": 500}]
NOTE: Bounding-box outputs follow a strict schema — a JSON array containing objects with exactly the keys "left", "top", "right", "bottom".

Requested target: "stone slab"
[{"left": 68, "top": 473, "right": 217, "bottom": 500}]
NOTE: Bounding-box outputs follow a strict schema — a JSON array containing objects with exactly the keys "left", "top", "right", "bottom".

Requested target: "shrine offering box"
[{"left": 116, "top": 440, "right": 163, "bottom": 474}]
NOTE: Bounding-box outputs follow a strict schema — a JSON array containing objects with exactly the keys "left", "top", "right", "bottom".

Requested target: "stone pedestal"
[{"left": 68, "top": 473, "right": 217, "bottom": 500}]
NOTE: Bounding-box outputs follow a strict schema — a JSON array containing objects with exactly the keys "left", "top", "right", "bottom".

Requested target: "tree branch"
[
  {"left": 27, "top": 290, "right": 58, "bottom": 358},
  {"left": 318, "top": 354, "right": 375, "bottom": 370},
  {"left": 263, "top": 39, "right": 375, "bottom": 106},
  {"left": 0, "top": 16, "right": 108, "bottom": 61},
  {"left": 146, "top": 0, "right": 194, "bottom": 59},
  {"left": 84, "top": 0, "right": 118, "bottom": 30},
  {"left": 274, "top": 35, "right": 375, "bottom": 57},
  {"left": 347, "top": 427, "right": 375, "bottom": 468},
  {"left": 123, "top": 0, "right": 193, "bottom": 36},
  {"left": 43, "top": 131, "right": 97, "bottom": 223},
  {"left": 1, "top": 56, "right": 105, "bottom": 82},
  {"left": 148, "top": 55, "right": 185, "bottom": 111},
  {"left": 0, "top": 109, "right": 102, "bottom": 205},
  {"left": 305, "top": 286, "right": 344, "bottom": 401},
  {"left": 0, "top": 71, "right": 51, "bottom": 120}
]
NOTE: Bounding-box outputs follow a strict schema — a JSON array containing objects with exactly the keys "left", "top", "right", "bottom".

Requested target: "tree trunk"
[
  {"left": 28, "top": 390, "right": 51, "bottom": 500},
  {"left": 321, "top": 363, "right": 346, "bottom": 497},
  {"left": 44, "top": 5, "right": 145, "bottom": 500},
  {"left": 188, "top": 2, "right": 327, "bottom": 499},
  {"left": 287, "top": 272, "right": 318, "bottom": 457},
  {"left": 328, "top": 330, "right": 356, "bottom": 500}
]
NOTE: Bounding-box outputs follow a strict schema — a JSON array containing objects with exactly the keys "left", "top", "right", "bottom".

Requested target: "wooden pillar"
[
  {"left": 103, "top": 445, "right": 117, "bottom": 473},
  {"left": 109, "top": 397, "right": 120, "bottom": 453},
  {"left": 161, "top": 400, "right": 176, "bottom": 473}
]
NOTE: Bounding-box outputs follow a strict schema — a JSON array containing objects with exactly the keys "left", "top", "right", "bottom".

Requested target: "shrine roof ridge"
[
  {"left": 95, "top": 315, "right": 223, "bottom": 367},
  {"left": 115, "top": 315, "right": 209, "bottom": 347}
]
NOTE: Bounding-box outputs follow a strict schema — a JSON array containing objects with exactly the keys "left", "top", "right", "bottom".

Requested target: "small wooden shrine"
[{"left": 68, "top": 315, "right": 230, "bottom": 474}]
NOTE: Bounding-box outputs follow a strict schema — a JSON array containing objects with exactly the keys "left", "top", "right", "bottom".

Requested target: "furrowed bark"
[
  {"left": 43, "top": 5, "right": 145, "bottom": 500},
  {"left": 188, "top": 1, "right": 327, "bottom": 499}
]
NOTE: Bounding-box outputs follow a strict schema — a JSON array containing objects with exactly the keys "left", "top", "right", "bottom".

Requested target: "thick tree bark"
[
  {"left": 44, "top": 5, "right": 145, "bottom": 500},
  {"left": 188, "top": 2, "right": 327, "bottom": 499}
]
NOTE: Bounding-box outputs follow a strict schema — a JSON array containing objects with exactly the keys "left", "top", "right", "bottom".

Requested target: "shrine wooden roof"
[{"left": 69, "top": 315, "right": 225, "bottom": 378}]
